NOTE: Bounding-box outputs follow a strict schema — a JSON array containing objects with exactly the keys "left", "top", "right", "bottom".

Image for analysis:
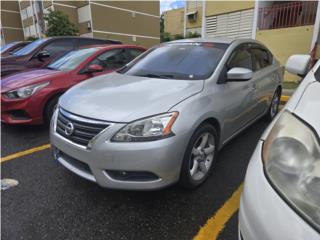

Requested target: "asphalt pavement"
[{"left": 1, "top": 119, "right": 269, "bottom": 240}]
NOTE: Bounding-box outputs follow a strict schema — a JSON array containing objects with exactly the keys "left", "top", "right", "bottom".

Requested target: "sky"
[{"left": 160, "top": 0, "right": 185, "bottom": 13}]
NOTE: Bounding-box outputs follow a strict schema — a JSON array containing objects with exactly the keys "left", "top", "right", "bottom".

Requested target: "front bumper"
[
  {"left": 1, "top": 96, "right": 42, "bottom": 124},
  {"left": 239, "top": 141, "right": 319, "bottom": 240},
  {"left": 50, "top": 110, "right": 188, "bottom": 190}
]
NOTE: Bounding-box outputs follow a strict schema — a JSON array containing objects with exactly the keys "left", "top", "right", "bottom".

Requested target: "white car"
[{"left": 239, "top": 55, "right": 320, "bottom": 240}]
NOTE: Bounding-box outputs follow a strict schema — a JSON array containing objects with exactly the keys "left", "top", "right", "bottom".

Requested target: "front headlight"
[
  {"left": 112, "top": 112, "right": 179, "bottom": 142},
  {"left": 262, "top": 111, "right": 320, "bottom": 231},
  {"left": 3, "top": 81, "right": 50, "bottom": 99}
]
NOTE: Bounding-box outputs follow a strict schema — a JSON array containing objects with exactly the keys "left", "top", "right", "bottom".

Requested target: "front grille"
[{"left": 56, "top": 108, "right": 109, "bottom": 147}]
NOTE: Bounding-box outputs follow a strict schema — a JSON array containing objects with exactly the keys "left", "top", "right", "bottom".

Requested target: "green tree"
[{"left": 44, "top": 10, "right": 78, "bottom": 36}]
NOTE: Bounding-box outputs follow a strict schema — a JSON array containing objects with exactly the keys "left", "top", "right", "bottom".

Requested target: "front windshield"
[
  {"left": 47, "top": 48, "right": 99, "bottom": 71},
  {"left": 13, "top": 38, "right": 47, "bottom": 56},
  {"left": 0, "top": 42, "right": 16, "bottom": 53},
  {"left": 121, "top": 42, "right": 228, "bottom": 80}
]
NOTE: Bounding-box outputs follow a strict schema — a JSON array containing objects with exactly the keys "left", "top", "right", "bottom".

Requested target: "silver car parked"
[{"left": 50, "top": 38, "right": 283, "bottom": 190}]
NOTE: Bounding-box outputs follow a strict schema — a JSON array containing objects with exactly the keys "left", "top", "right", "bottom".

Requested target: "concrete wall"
[
  {"left": 256, "top": 25, "right": 314, "bottom": 81},
  {"left": 205, "top": 1, "right": 254, "bottom": 16},
  {"left": 163, "top": 8, "right": 184, "bottom": 36}
]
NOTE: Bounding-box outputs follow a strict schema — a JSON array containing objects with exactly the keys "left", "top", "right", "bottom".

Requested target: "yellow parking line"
[
  {"left": 194, "top": 184, "right": 243, "bottom": 240},
  {"left": 0, "top": 144, "right": 51, "bottom": 163},
  {"left": 281, "top": 95, "right": 290, "bottom": 103}
]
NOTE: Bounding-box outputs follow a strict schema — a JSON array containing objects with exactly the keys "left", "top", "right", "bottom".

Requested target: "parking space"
[{"left": 1, "top": 119, "right": 269, "bottom": 240}]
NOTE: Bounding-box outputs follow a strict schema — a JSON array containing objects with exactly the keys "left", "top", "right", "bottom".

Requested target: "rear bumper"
[{"left": 239, "top": 141, "right": 319, "bottom": 240}]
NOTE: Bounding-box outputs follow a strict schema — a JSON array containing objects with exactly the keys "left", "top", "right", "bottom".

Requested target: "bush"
[{"left": 44, "top": 10, "right": 78, "bottom": 36}]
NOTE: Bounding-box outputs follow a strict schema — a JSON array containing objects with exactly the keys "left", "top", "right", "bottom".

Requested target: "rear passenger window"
[
  {"left": 228, "top": 49, "right": 253, "bottom": 70},
  {"left": 42, "top": 39, "right": 73, "bottom": 55},
  {"left": 78, "top": 38, "right": 105, "bottom": 47},
  {"left": 127, "top": 48, "right": 144, "bottom": 61},
  {"left": 90, "top": 49, "right": 130, "bottom": 70},
  {"left": 251, "top": 48, "right": 272, "bottom": 71}
]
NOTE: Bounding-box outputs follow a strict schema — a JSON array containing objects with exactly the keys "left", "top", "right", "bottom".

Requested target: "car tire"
[
  {"left": 265, "top": 88, "right": 281, "bottom": 121},
  {"left": 44, "top": 95, "right": 60, "bottom": 125},
  {"left": 179, "top": 123, "right": 218, "bottom": 189}
]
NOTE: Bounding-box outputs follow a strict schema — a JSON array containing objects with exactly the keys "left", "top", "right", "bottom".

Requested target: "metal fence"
[{"left": 258, "top": 1, "right": 318, "bottom": 30}]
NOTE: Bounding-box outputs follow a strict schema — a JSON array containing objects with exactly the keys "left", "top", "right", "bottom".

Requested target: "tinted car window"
[
  {"left": 0, "top": 42, "right": 16, "bottom": 53},
  {"left": 90, "top": 48, "right": 130, "bottom": 70},
  {"left": 251, "top": 48, "right": 272, "bottom": 71},
  {"left": 128, "top": 48, "right": 144, "bottom": 60},
  {"left": 228, "top": 48, "right": 253, "bottom": 70},
  {"left": 13, "top": 38, "right": 47, "bottom": 56},
  {"left": 121, "top": 43, "right": 228, "bottom": 80},
  {"left": 47, "top": 48, "right": 99, "bottom": 71},
  {"left": 78, "top": 38, "right": 110, "bottom": 47},
  {"left": 43, "top": 39, "right": 74, "bottom": 55}
]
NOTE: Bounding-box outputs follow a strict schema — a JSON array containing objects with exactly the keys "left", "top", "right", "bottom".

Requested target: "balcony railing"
[{"left": 258, "top": 1, "right": 318, "bottom": 30}]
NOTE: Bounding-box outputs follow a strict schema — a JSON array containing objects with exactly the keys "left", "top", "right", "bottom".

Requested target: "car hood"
[
  {"left": 1, "top": 69, "right": 63, "bottom": 92},
  {"left": 60, "top": 72, "right": 204, "bottom": 122},
  {"left": 293, "top": 81, "right": 320, "bottom": 136}
]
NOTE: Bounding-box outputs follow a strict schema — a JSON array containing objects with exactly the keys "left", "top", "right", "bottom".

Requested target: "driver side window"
[
  {"left": 42, "top": 39, "right": 73, "bottom": 55},
  {"left": 89, "top": 48, "right": 128, "bottom": 70}
]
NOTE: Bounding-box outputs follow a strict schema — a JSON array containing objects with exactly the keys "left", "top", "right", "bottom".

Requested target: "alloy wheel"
[{"left": 189, "top": 132, "right": 215, "bottom": 181}]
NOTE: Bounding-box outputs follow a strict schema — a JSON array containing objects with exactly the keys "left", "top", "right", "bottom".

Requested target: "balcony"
[{"left": 258, "top": 1, "right": 318, "bottom": 30}]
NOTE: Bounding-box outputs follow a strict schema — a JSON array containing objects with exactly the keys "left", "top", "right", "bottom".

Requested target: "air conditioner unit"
[{"left": 187, "top": 11, "right": 198, "bottom": 22}]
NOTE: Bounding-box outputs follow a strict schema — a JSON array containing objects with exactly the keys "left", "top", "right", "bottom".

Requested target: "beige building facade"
[
  {"left": 163, "top": 7, "right": 184, "bottom": 37},
  {"left": 1, "top": 0, "right": 160, "bottom": 48},
  {"left": 1, "top": 1, "right": 24, "bottom": 44}
]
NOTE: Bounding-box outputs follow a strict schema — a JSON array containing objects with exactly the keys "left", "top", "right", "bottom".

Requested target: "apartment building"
[
  {"left": 182, "top": 0, "right": 320, "bottom": 81},
  {"left": 184, "top": 0, "right": 202, "bottom": 36},
  {"left": 1, "top": 1, "right": 24, "bottom": 43},
  {"left": 163, "top": 7, "right": 184, "bottom": 36},
  {"left": 1, "top": 0, "right": 160, "bottom": 48}
]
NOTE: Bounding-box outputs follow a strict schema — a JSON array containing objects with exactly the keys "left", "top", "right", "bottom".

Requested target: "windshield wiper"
[{"left": 137, "top": 73, "right": 174, "bottom": 79}]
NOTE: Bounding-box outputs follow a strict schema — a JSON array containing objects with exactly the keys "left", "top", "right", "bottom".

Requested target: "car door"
[
  {"left": 249, "top": 46, "right": 276, "bottom": 117},
  {"left": 29, "top": 39, "right": 75, "bottom": 68},
  {"left": 219, "top": 45, "right": 257, "bottom": 139}
]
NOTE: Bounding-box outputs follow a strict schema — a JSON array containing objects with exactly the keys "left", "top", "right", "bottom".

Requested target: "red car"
[{"left": 1, "top": 44, "right": 146, "bottom": 125}]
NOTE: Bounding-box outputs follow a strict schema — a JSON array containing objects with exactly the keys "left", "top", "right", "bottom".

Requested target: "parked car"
[
  {"left": 1, "top": 45, "right": 146, "bottom": 125},
  {"left": 0, "top": 37, "right": 121, "bottom": 77},
  {"left": 0, "top": 41, "right": 31, "bottom": 57},
  {"left": 50, "top": 38, "right": 283, "bottom": 190},
  {"left": 239, "top": 56, "right": 320, "bottom": 239}
]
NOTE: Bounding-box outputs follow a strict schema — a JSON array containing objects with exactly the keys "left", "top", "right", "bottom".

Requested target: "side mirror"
[
  {"left": 227, "top": 67, "right": 253, "bottom": 81},
  {"left": 285, "top": 54, "right": 311, "bottom": 77},
  {"left": 86, "top": 64, "right": 103, "bottom": 73},
  {"left": 37, "top": 50, "right": 50, "bottom": 59}
]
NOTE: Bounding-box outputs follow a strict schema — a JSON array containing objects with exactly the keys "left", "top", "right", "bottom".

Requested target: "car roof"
[
  {"left": 45, "top": 36, "right": 122, "bottom": 44},
  {"left": 80, "top": 44, "right": 146, "bottom": 50},
  {"left": 169, "top": 37, "right": 258, "bottom": 45}
]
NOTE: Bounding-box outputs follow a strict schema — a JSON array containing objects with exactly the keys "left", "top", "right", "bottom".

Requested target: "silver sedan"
[
  {"left": 239, "top": 56, "right": 320, "bottom": 239},
  {"left": 50, "top": 38, "right": 283, "bottom": 190}
]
